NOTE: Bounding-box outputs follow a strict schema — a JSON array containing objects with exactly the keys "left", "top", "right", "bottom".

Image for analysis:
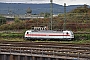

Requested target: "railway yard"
[
  {"left": 0, "top": 1, "right": 90, "bottom": 60},
  {"left": 0, "top": 41, "right": 90, "bottom": 60}
]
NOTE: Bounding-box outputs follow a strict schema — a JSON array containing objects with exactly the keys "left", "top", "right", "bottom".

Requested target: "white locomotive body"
[{"left": 24, "top": 30, "right": 74, "bottom": 40}]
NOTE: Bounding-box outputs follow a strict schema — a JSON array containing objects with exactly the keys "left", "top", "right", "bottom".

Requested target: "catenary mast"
[{"left": 50, "top": 0, "right": 53, "bottom": 30}]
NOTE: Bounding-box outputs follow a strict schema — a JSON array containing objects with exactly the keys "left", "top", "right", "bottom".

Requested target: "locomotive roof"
[{"left": 26, "top": 30, "right": 71, "bottom": 33}]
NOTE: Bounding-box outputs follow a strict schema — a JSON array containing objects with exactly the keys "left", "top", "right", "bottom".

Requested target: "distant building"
[
  {"left": 26, "top": 7, "right": 32, "bottom": 15},
  {"left": 1, "top": 14, "right": 44, "bottom": 20}
]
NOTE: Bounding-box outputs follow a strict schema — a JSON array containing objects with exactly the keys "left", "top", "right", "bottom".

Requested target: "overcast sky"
[{"left": 0, "top": 0, "right": 90, "bottom": 6}]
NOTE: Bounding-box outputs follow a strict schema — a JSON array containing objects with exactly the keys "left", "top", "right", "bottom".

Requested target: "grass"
[
  {"left": 72, "top": 39, "right": 90, "bottom": 44},
  {"left": 0, "top": 37, "right": 90, "bottom": 44},
  {"left": 0, "top": 37, "right": 25, "bottom": 42}
]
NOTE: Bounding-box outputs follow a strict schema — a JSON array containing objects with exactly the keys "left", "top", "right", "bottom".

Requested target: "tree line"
[{"left": 0, "top": 4, "right": 90, "bottom": 32}]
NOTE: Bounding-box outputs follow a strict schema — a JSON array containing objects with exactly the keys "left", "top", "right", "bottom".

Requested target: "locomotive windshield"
[{"left": 71, "top": 31, "right": 74, "bottom": 35}]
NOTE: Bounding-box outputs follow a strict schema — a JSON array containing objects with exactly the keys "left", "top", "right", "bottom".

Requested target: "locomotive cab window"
[
  {"left": 66, "top": 32, "right": 68, "bottom": 35},
  {"left": 27, "top": 32, "right": 29, "bottom": 34}
]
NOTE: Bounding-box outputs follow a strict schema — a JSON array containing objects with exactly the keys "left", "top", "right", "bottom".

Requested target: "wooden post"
[
  {"left": 10, "top": 55, "right": 13, "bottom": 60},
  {"left": 18, "top": 55, "right": 20, "bottom": 60},
  {"left": 40, "top": 57, "right": 42, "bottom": 60},
  {"left": 3, "top": 55, "right": 6, "bottom": 60},
  {"left": 25, "top": 56, "right": 27, "bottom": 60},
  {"left": 56, "top": 58, "right": 59, "bottom": 60},
  {"left": 32, "top": 56, "right": 35, "bottom": 60},
  {"left": 48, "top": 58, "right": 50, "bottom": 60}
]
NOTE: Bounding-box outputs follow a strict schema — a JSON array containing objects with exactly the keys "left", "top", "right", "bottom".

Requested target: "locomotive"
[{"left": 24, "top": 30, "right": 74, "bottom": 40}]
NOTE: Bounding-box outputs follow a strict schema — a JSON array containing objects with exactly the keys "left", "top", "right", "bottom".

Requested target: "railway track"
[{"left": 0, "top": 41, "right": 90, "bottom": 59}]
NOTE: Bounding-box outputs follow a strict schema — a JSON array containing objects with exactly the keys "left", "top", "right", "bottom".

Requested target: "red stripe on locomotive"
[{"left": 26, "top": 34, "right": 70, "bottom": 36}]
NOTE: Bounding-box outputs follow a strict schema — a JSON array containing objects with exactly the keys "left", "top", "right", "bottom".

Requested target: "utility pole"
[
  {"left": 50, "top": 0, "right": 53, "bottom": 30},
  {"left": 63, "top": 3, "right": 66, "bottom": 30}
]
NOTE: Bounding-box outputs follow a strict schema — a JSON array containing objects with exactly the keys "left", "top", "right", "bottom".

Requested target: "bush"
[
  {"left": 0, "top": 33, "right": 23, "bottom": 38},
  {"left": 74, "top": 33, "right": 90, "bottom": 40}
]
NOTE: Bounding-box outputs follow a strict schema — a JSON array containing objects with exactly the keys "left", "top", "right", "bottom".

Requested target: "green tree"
[
  {"left": 14, "top": 16, "right": 20, "bottom": 23},
  {"left": 70, "top": 4, "right": 89, "bottom": 13},
  {"left": 0, "top": 15, "right": 6, "bottom": 25},
  {"left": 40, "top": 12, "right": 50, "bottom": 18}
]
